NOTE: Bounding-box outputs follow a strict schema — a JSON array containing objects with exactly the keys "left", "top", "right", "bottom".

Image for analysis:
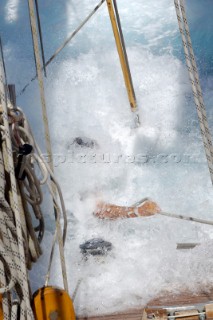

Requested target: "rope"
[
  {"left": 16, "top": 108, "right": 68, "bottom": 248},
  {"left": 0, "top": 50, "right": 34, "bottom": 320},
  {"left": 0, "top": 100, "right": 69, "bottom": 318},
  {"left": 18, "top": 0, "right": 106, "bottom": 96},
  {"left": 72, "top": 279, "right": 82, "bottom": 302},
  {"left": 174, "top": 0, "right": 213, "bottom": 185},
  {"left": 27, "top": 0, "right": 68, "bottom": 292},
  {"left": 15, "top": 107, "right": 68, "bottom": 286},
  {"left": 27, "top": 0, "right": 53, "bottom": 172}
]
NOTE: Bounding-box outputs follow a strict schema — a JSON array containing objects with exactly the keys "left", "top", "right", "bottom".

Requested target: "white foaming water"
[
  {"left": 2, "top": 0, "right": 213, "bottom": 316},
  {"left": 4, "top": 0, "right": 20, "bottom": 23},
  {"left": 40, "top": 45, "right": 213, "bottom": 315}
]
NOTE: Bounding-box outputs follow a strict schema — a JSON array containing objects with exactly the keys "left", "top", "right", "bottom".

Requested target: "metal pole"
[
  {"left": 113, "top": 0, "right": 136, "bottom": 102},
  {"left": 106, "top": 0, "right": 137, "bottom": 112}
]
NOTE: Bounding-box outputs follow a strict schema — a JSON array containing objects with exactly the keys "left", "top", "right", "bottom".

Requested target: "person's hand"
[{"left": 138, "top": 200, "right": 161, "bottom": 217}]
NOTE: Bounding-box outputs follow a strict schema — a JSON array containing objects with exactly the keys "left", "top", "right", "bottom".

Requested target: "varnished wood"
[
  {"left": 206, "top": 304, "right": 213, "bottom": 320},
  {"left": 76, "top": 290, "right": 213, "bottom": 320}
]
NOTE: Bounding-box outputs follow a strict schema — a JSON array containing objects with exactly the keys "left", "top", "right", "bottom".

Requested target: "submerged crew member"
[{"left": 94, "top": 199, "right": 161, "bottom": 220}]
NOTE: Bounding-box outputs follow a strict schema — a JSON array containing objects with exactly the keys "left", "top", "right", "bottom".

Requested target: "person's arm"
[{"left": 94, "top": 200, "right": 161, "bottom": 220}]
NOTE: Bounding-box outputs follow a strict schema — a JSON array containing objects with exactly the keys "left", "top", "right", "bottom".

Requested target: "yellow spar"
[{"left": 106, "top": 0, "right": 137, "bottom": 112}]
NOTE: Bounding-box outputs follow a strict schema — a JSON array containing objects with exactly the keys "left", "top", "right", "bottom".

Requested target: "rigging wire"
[
  {"left": 27, "top": 0, "right": 68, "bottom": 292},
  {"left": 18, "top": 0, "right": 106, "bottom": 96},
  {"left": 34, "top": 0, "right": 47, "bottom": 77},
  {"left": 27, "top": 0, "right": 38, "bottom": 78}
]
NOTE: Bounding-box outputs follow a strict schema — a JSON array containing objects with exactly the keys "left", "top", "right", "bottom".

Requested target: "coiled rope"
[
  {"left": 0, "top": 98, "right": 68, "bottom": 318},
  {"left": 0, "top": 52, "right": 34, "bottom": 319}
]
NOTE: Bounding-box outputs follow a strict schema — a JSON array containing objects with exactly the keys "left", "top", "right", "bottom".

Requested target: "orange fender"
[
  {"left": 32, "top": 286, "right": 75, "bottom": 320},
  {"left": 0, "top": 295, "right": 2, "bottom": 319}
]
